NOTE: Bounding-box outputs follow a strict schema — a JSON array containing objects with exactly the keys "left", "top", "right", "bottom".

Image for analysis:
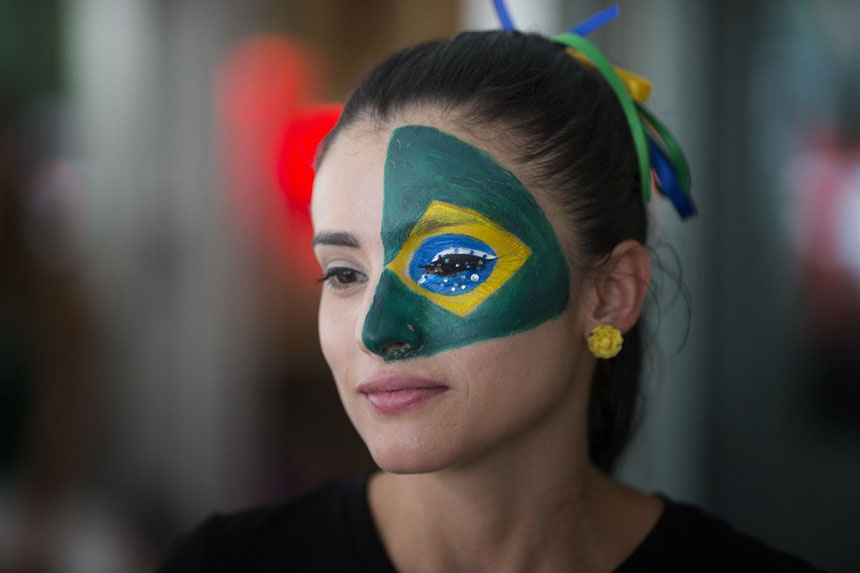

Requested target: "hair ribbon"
[{"left": 492, "top": 2, "right": 696, "bottom": 219}]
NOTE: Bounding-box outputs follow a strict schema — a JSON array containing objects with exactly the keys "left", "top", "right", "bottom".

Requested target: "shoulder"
[
  {"left": 618, "top": 497, "right": 824, "bottom": 573},
  {"left": 159, "top": 475, "right": 378, "bottom": 572}
]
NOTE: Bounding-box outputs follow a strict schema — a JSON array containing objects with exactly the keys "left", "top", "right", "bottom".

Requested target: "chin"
[
  {"left": 364, "top": 431, "right": 462, "bottom": 474},
  {"left": 373, "top": 456, "right": 441, "bottom": 475}
]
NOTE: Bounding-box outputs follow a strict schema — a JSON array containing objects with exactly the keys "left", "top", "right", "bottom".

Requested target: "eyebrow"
[{"left": 312, "top": 231, "right": 361, "bottom": 248}]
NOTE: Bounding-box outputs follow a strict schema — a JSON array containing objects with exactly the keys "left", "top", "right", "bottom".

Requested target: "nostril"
[
  {"left": 382, "top": 342, "right": 410, "bottom": 354},
  {"left": 380, "top": 341, "right": 422, "bottom": 361}
]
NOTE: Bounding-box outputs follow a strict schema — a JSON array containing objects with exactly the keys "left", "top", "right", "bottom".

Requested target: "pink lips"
[{"left": 357, "top": 376, "right": 449, "bottom": 415}]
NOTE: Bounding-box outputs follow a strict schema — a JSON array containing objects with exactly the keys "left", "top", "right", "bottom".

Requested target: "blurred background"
[{"left": 1, "top": 0, "right": 858, "bottom": 570}]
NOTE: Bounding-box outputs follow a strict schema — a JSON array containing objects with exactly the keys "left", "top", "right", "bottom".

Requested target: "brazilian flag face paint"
[{"left": 362, "top": 125, "right": 570, "bottom": 361}]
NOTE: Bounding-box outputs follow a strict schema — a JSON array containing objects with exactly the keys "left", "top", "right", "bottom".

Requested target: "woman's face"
[{"left": 311, "top": 113, "right": 593, "bottom": 473}]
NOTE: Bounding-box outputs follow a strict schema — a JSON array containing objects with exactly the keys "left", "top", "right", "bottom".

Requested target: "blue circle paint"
[{"left": 408, "top": 234, "right": 497, "bottom": 296}]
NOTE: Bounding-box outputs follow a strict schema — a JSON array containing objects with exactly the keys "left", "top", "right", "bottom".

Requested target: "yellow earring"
[{"left": 588, "top": 325, "right": 623, "bottom": 359}]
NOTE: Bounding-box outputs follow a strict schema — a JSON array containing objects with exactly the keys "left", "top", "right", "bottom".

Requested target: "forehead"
[
  {"left": 310, "top": 125, "right": 385, "bottom": 236},
  {"left": 310, "top": 112, "right": 558, "bottom": 242}
]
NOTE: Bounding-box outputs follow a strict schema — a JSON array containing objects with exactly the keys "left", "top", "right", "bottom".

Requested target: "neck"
[{"left": 383, "top": 465, "right": 599, "bottom": 571}]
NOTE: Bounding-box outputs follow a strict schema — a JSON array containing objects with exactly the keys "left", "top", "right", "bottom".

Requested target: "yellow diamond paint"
[{"left": 387, "top": 201, "right": 531, "bottom": 317}]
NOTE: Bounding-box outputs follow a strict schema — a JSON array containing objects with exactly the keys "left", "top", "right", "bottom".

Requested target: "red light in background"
[
  {"left": 277, "top": 104, "right": 342, "bottom": 212},
  {"left": 217, "top": 35, "right": 320, "bottom": 131},
  {"left": 216, "top": 34, "right": 338, "bottom": 282}
]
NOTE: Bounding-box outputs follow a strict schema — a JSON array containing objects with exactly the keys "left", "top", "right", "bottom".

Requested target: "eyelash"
[
  {"left": 317, "top": 266, "right": 367, "bottom": 290},
  {"left": 420, "top": 254, "right": 495, "bottom": 277}
]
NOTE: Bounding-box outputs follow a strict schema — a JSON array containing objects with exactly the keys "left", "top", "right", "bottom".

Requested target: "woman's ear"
[{"left": 583, "top": 240, "right": 651, "bottom": 335}]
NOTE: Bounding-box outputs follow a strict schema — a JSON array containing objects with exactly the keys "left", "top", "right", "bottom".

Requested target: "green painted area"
[{"left": 362, "top": 125, "right": 570, "bottom": 360}]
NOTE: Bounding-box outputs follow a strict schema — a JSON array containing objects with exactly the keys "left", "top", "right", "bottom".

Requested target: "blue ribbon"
[
  {"left": 569, "top": 4, "right": 620, "bottom": 36},
  {"left": 649, "top": 141, "right": 696, "bottom": 219},
  {"left": 493, "top": 0, "right": 515, "bottom": 30}
]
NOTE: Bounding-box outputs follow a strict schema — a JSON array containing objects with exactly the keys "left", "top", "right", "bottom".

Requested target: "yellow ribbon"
[{"left": 565, "top": 47, "right": 652, "bottom": 103}]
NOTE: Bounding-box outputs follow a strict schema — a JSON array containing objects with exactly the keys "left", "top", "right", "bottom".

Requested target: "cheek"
[
  {"left": 460, "top": 315, "right": 578, "bottom": 423},
  {"left": 317, "top": 292, "right": 361, "bottom": 374}
]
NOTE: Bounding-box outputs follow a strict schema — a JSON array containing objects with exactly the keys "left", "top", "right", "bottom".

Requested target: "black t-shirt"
[{"left": 160, "top": 475, "right": 822, "bottom": 572}]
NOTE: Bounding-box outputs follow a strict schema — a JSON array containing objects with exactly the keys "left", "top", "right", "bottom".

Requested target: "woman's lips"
[{"left": 357, "top": 376, "right": 449, "bottom": 415}]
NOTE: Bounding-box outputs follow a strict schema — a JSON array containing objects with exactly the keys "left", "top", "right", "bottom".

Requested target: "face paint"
[{"left": 362, "top": 125, "right": 570, "bottom": 360}]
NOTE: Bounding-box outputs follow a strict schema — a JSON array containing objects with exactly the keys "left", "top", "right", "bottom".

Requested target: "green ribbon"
[
  {"left": 552, "top": 32, "right": 652, "bottom": 203},
  {"left": 637, "top": 103, "right": 691, "bottom": 194}
]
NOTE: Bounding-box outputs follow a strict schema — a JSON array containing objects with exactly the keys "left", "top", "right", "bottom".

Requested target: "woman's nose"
[{"left": 360, "top": 269, "right": 426, "bottom": 361}]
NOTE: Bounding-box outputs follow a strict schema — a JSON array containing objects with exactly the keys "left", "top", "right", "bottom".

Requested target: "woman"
[{"left": 163, "top": 29, "right": 820, "bottom": 572}]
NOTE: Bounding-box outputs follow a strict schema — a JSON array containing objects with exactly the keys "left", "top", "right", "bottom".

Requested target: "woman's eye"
[
  {"left": 407, "top": 234, "right": 498, "bottom": 296},
  {"left": 319, "top": 267, "right": 366, "bottom": 290},
  {"left": 420, "top": 254, "right": 490, "bottom": 277}
]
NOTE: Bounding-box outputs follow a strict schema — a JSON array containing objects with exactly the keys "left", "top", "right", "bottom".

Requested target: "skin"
[{"left": 312, "top": 108, "right": 660, "bottom": 572}]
